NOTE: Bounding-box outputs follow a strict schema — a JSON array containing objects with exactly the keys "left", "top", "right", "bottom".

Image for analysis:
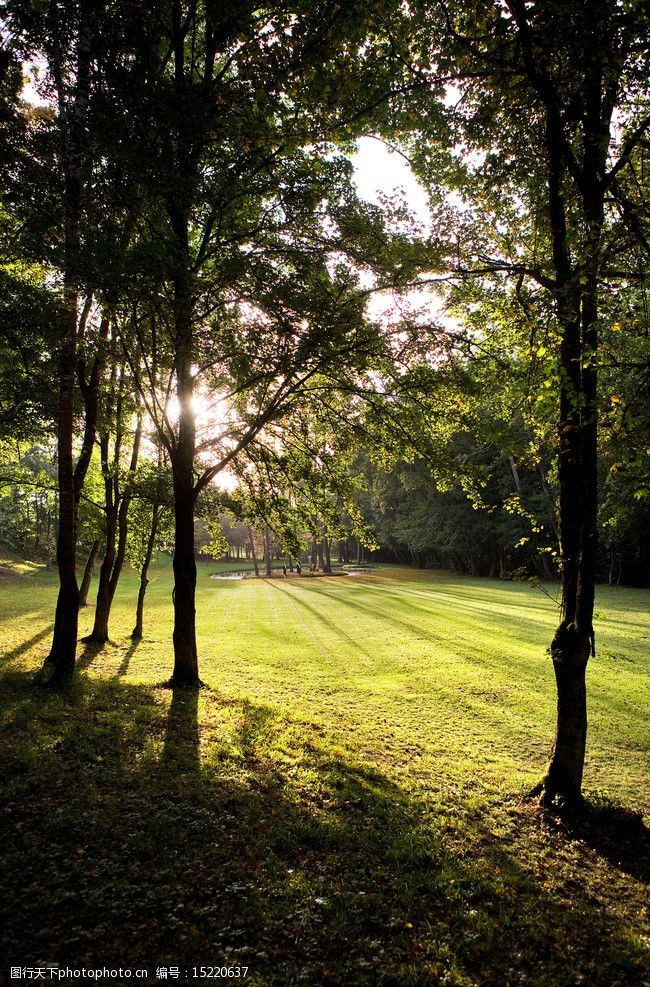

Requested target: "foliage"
[{"left": 0, "top": 441, "right": 57, "bottom": 559}]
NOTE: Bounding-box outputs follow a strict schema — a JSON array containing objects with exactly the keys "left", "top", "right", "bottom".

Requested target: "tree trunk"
[
  {"left": 132, "top": 505, "right": 160, "bottom": 640},
  {"left": 79, "top": 539, "right": 100, "bottom": 607},
  {"left": 171, "top": 448, "right": 199, "bottom": 686},
  {"left": 264, "top": 527, "right": 273, "bottom": 576},
  {"left": 248, "top": 527, "right": 260, "bottom": 577},
  {"left": 509, "top": 456, "right": 522, "bottom": 495},
  {"left": 45, "top": 325, "right": 80, "bottom": 685},
  {"left": 170, "top": 262, "right": 200, "bottom": 687},
  {"left": 103, "top": 412, "right": 142, "bottom": 635},
  {"left": 539, "top": 550, "right": 552, "bottom": 580},
  {"left": 546, "top": 625, "right": 589, "bottom": 799},
  {"left": 41, "top": 11, "right": 94, "bottom": 687},
  {"left": 90, "top": 444, "right": 117, "bottom": 643},
  {"left": 87, "top": 380, "right": 123, "bottom": 644},
  {"left": 540, "top": 12, "right": 609, "bottom": 801}
]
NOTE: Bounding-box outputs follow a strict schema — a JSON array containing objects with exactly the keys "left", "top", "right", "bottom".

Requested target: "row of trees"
[{"left": 2, "top": 0, "right": 649, "bottom": 805}]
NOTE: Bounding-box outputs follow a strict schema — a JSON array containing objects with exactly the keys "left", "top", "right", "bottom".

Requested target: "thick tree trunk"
[
  {"left": 546, "top": 625, "right": 589, "bottom": 798},
  {"left": 544, "top": 294, "right": 591, "bottom": 802},
  {"left": 132, "top": 505, "right": 160, "bottom": 640},
  {"left": 79, "top": 539, "right": 100, "bottom": 607},
  {"left": 171, "top": 450, "right": 199, "bottom": 685},
  {"left": 45, "top": 326, "right": 80, "bottom": 685},
  {"left": 170, "top": 262, "right": 200, "bottom": 687}
]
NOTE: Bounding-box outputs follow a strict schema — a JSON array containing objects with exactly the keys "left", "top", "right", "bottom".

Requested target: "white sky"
[
  {"left": 351, "top": 137, "right": 442, "bottom": 326},
  {"left": 352, "top": 136, "right": 431, "bottom": 224}
]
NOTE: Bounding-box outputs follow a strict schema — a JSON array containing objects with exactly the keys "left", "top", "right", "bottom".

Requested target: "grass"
[{"left": 0, "top": 558, "right": 648, "bottom": 985}]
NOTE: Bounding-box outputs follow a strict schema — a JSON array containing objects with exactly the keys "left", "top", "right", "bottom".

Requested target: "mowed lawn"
[{"left": 1, "top": 559, "right": 649, "bottom": 985}]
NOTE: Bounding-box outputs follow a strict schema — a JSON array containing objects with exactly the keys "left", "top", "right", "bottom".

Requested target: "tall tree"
[
  {"left": 107, "top": 0, "right": 409, "bottom": 686},
  {"left": 400, "top": 0, "right": 650, "bottom": 802},
  {"left": 85, "top": 361, "right": 141, "bottom": 644},
  {"left": 2, "top": 1, "right": 130, "bottom": 685}
]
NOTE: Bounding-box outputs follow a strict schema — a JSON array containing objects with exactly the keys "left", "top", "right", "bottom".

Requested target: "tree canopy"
[{"left": 1, "top": 0, "right": 649, "bottom": 805}]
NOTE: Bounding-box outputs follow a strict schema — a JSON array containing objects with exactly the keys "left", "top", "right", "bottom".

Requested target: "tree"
[
  {"left": 398, "top": 0, "right": 650, "bottom": 802},
  {"left": 2, "top": 1, "right": 131, "bottom": 685},
  {"left": 126, "top": 461, "right": 173, "bottom": 641},
  {"left": 104, "top": 0, "right": 411, "bottom": 686},
  {"left": 85, "top": 360, "right": 141, "bottom": 644}
]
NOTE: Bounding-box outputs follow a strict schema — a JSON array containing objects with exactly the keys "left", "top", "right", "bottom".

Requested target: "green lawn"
[{"left": 1, "top": 559, "right": 648, "bottom": 985}]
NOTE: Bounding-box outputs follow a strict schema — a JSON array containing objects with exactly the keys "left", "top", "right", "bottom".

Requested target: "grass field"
[{"left": 1, "top": 558, "right": 648, "bottom": 985}]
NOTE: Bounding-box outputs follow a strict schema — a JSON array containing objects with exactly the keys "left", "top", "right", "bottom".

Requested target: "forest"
[{"left": 1, "top": 2, "right": 649, "bottom": 984}]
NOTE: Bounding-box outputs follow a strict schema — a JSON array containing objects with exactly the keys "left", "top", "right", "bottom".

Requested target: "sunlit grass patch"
[{"left": 0, "top": 560, "right": 648, "bottom": 984}]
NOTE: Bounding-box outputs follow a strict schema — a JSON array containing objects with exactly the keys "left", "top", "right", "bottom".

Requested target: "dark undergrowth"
[{"left": 1, "top": 670, "right": 648, "bottom": 986}]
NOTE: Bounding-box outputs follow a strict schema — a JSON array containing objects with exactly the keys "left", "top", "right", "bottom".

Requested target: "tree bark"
[
  {"left": 263, "top": 527, "right": 273, "bottom": 576},
  {"left": 170, "top": 260, "right": 200, "bottom": 687},
  {"left": 247, "top": 527, "right": 260, "bottom": 577},
  {"left": 546, "top": 625, "right": 589, "bottom": 798},
  {"left": 132, "top": 504, "right": 160, "bottom": 640},
  {"left": 536, "top": 2, "right": 611, "bottom": 803},
  {"left": 42, "top": 11, "right": 94, "bottom": 686},
  {"left": 46, "top": 324, "right": 80, "bottom": 685},
  {"left": 79, "top": 539, "right": 100, "bottom": 607}
]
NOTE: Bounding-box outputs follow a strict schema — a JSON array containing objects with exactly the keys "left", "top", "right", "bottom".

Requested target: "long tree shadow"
[
  {"left": 267, "top": 579, "right": 377, "bottom": 662},
  {"left": 161, "top": 684, "right": 200, "bottom": 775},
  {"left": 2, "top": 625, "right": 54, "bottom": 664},
  {"left": 116, "top": 639, "right": 141, "bottom": 678},
  {"left": 317, "top": 577, "right": 556, "bottom": 643},
  {"left": 287, "top": 577, "right": 449, "bottom": 648},
  {"left": 0, "top": 671, "right": 647, "bottom": 985},
  {"left": 76, "top": 639, "right": 109, "bottom": 671}
]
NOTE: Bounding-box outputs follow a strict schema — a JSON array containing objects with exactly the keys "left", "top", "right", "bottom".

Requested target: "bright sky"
[
  {"left": 351, "top": 137, "right": 442, "bottom": 326},
  {"left": 352, "top": 136, "right": 430, "bottom": 225}
]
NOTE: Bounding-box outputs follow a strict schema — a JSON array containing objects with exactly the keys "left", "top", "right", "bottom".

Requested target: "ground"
[{"left": 1, "top": 559, "right": 648, "bottom": 985}]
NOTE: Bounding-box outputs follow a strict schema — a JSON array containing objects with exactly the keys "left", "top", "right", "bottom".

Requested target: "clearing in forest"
[{"left": 1, "top": 560, "right": 648, "bottom": 985}]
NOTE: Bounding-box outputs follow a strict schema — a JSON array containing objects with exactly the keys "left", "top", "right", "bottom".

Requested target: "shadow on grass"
[
  {"left": 298, "top": 577, "right": 555, "bottom": 651},
  {"left": 2, "top": 625, "right": 54, "bottom": 664},
  {"left": 267, "top": 580, "right": 377, "bottom": 661},
  {"left": 162, "top": 684, "right": 200, "bottom": 774},
  {"left": 0, "top": 670, "right": 647, "bottom": 986},
  {"left": 76, "top": 639, "right": 108, "bottom": 671},
  {"left": 545, "top": 801, "right": 649, "bottom": 882},
  {"left": 284, "top": 577, "right": 449, "bottom": 648},
  {"left": 117, "top": 639, "right": 141, "bottom": 678}
]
